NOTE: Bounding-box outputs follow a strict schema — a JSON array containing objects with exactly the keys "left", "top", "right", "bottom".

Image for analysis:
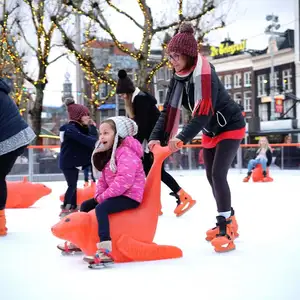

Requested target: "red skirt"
[{"left": 202, "top": 127, "right": 246, "bottom": 149}]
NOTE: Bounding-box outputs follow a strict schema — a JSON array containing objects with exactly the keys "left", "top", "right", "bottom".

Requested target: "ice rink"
[{"left": 1, "top": 169, "right": 299, "bottom": 300}]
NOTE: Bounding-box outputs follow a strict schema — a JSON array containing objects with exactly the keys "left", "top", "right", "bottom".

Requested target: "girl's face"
[
  {"left": 119, "top": 93, "right": 132, "bottom": 102},
  {"left": 168, "top": 52, "right": 187, "bottom": 73},
  {"left": 259, "top": 137, "right": 268, "bottom": 147},
  {"left": 81, "top": 115, "right": 90, "bottom": 125},
  {"left": 285, "top": 136, "right": 292, "bottom": 143},
  {"left": 98, "top": 122, "right": 115, "bottom": 152}
]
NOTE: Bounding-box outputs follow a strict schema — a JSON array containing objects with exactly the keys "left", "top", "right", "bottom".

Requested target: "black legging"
[
  {"left": 80, "top": 197, "right": 140, "bottom": 241},
  {"left": 142, "top": 152, "right": 181, "bottom": 194},
  {"left": 203, "top": 139, "right": 241, "bottom": 213},
  {"left": 0, "top": 146, "right": 26, "bottom": 210}
]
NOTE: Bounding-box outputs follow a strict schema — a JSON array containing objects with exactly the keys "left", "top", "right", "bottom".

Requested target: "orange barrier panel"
[
  {"left": 6, "top": 177, "right": 52, "bottom": 208},
  {"left": 51, "top": 145, "right": 183, "bottom": 263},
  {"left": 59, "top": 182, "right": 96, "bottom": 205}
]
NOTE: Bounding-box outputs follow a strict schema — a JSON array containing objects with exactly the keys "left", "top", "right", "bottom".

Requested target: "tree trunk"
[
  {"left": 136, "top": 58, "right": 149, "bottom": 91},
  {"left": 30, "top": 85, "right": 44, "bottom": 145}
]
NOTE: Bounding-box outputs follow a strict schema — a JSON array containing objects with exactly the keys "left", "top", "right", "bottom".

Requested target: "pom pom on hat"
[
  {"left": 167, "top": 22, "right": 198, "bottom": 57},
  {"left": 118, "top": 69, "right": 128, "bottom": 79},
  {"left": 179, "top": 22, "right": 194, "bottom": 34},
  {"left": 116, "top": 69, "right": 135, "bottom": 94},
  {"left": 64, "top": 97, "right": 75, "bottom": 106}
]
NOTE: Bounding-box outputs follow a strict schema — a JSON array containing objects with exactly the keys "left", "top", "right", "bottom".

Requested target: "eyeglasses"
[{"left": 167, "top": 53, "right": 180, "bottom": 62}]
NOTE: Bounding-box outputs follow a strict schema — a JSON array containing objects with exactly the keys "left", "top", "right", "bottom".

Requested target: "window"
[
  {"left": 166, "top": 68, "right": 173, "bottom": 81},
  {"left": 282, "top": 69, "right": 292, "bottom": 92},
  {"left": 224, "top": 75, "right": 232, "bottom": 89},
  {"left": 244, "top": 72, "right": 252, "bottom": 87},
  {"left": 244, "top": 91, "right": 252, "bottom": 112},
  {"left": 218, "top": 75, "right": 223, "bottom": 83},
  {"left": 234, "top": 73, "right": 242, "bottom": 88},
  {"left": 269, "top": 71, "right": 279, "bottom": 91},
  {"left": 233, "top": 92, "right": 242, "bottom": 105},
  {"left": 157, "top": 68, "right": 165, "bottom": 80},
  {"left": 283, "top": 99, "right": 294, "bottom": 118},
  {"left": 99, "top": 83, "right": 107, "bottom": 99},
  {"left": 259, "top": 104, "right": 268, "bottom": 121},
  {"left": 158, "top": 90, "right": 164, "bottom": 105},
  {"left": 257, "top": 74, "right": 267, "bottom": 97}
]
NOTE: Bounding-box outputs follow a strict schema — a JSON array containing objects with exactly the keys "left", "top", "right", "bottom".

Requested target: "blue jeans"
[{"left": 247, "top": 157, "right": 267, "bottom": 172}]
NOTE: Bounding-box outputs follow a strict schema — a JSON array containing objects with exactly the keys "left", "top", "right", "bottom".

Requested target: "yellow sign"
[{"left": 210, "top": 40, "right": 247, "bottom": 57}]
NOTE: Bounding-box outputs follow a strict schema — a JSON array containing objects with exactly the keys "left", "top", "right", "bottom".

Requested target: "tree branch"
[
  {"left": 146, "top": 58, "right": 168, "bottom": 84},
  {"left": 63, "top": 1, "right": 139, "bottom": 58},
  {"left": 16, "top": 21, "right": 38, "bottom": 54},
  {"left": 105, "top": 0, "right": 143, "bottom": 30},
  {"left": 153, "top": 0, "right": 214, "bottom": 33},
  {"left": 48, "top": 53, "right": 67, "bottom": 65}
]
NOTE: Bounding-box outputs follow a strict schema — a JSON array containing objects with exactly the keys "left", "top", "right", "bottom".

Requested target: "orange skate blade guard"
[
  {"left": 175, "top": 200, "right": 196, "bottom": 217},
  {"left": 211, "top": 236, "right": 235, "bottom": 253}
]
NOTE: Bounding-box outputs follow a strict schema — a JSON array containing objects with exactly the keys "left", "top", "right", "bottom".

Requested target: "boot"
[
  {"left": 205, "top": 207, "right": 239, "bottom": 241},
  {"left": 243, "top": 171, "right": 252, "bottom": 182},
  {"left": 87, "top": 240, "right": 114, "bottom": 267},
  {"left": 262, "top": 170, "right": 272, "bottom": 182},
  {"left": 211, "top": 216, "right": 236, "bottom": 252},
  {"left": 172, "top": 189, "right": 196, "bottom": 217},
  {"left": 0, "top": 209, "right": 7, "bottom": 236},
  {"left": 84, "top": 181, "right": 89, "bottom": 188}
]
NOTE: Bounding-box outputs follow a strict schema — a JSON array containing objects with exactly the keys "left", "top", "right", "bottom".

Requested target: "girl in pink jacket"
[{"left": 80, "top": 116, "right": 145, "bottom": 265}]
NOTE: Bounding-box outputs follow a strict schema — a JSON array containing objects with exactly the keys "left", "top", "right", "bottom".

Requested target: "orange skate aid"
[
  {"left": 51, "top": 145, "right": 183, "bottom": 263},
  {"left": 252, "top": 164, "right": 273, "bottom": 182},
  {"left": 59, "top": 181, "right": 96, "bottom": 206},
  {"left": 0, "top": 210, "right": 7, "bottom": 236},
  {"left": 6, "top": 177, "right": 52, "bottom": 208}
]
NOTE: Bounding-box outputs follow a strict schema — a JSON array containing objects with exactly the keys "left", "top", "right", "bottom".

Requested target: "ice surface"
[{"left": 1, "top": 169, "right": 299, "bottom": 300}]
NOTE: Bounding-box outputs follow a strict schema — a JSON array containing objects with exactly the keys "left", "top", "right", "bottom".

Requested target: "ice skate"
[
  {"left": 88, "top": 241, "right": 114, "bottom": 269},
  {"left": 243, "top": 171, "right": 252, "bottom": 182},
  {"left": 0, "top": 210, "right": 7, "bottom": 236},
  {"left": 59, "top": 204, "right": 79, "bottom": 218},
  {"left": 210, "top": 216, "right": 236, "bottom": 253},
  {"left": 206, "top": 208, "right": 239, "bottom": 241},
  {"left": 262, "top": 171, "right": 273, "bottom": 182},
  {"left": 172, "top": 189, "right": 196, "bottom": 217},
  {"left": 57, "top": 241, "right": 82, "bottom": 255}
]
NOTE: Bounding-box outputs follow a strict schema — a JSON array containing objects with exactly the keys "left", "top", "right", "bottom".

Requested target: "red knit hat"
[
  {"left": 167, "top": 22, "right": 198, "bottom": 57},
  {"left": 64, "top": 98, "right": 90, "bottom": 122}
]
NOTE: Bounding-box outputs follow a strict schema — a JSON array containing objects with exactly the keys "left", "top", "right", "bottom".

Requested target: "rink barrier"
[{"left": 8, "top": 143, "right": 300, "bottom": 182}]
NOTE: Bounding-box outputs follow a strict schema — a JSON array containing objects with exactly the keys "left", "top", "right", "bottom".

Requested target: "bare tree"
[
  {"left": 12, "top": 0, "right": 70, "bottom": 141},
  {"left": 56, "top": 0, "right": 227, "bottom": 93},
  {"left": 0, "top": 1, "right": 27, "bottom": 109}
]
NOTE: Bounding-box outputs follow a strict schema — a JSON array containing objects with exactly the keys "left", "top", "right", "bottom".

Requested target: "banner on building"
[{"left": 275, "top": 95, "right": 284, "bottom": 113}]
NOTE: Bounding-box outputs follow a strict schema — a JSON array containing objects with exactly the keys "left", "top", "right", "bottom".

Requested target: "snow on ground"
[{"left": 1, "top": 169, "right": 300, "bottom": 300}]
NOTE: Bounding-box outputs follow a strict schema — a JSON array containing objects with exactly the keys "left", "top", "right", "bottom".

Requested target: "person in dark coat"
[
  {"left": 116, "top": 69, "right": 195, "bottom": 217},
  {"left": 59, "top": 98, "right": 97, "bottom": 217},
  {"left": 148, "top": 23, "right": 246, "bottom": 253},
  {"left": 83, "top": 119, "right": 98, "bottom": 186},
  {"left": 0, "top": 78, "right": 36, "bottom": 235}
]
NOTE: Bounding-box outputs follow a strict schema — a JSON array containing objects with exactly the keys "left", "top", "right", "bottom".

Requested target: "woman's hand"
[
  {"left": 168, "top": 137, "right": 182, "bottom": 152},
  {"left": 148, "top": 140, "right": 160, "bottom": 151}
]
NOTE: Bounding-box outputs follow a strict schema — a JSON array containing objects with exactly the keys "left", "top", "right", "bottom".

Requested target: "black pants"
[
  {"left": 143, "top": 152, "right": 181, "bottom": 194},
  {"left": 62, "top": 168, "right": 79, "bottom": 207},
  {"left": 203, "top": 139, "right": 241, "bottom": 213},
  {"left": 83, "top": 165, "right": 95, "bottom": 182},
  {"left": 80, "top": 196, "right": 140, "bottom": 241},
  {"left": 0, "top": 146, "right": 26, "bottom": 210}
]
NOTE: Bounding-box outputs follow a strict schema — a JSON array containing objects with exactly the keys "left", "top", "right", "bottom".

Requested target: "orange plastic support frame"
[{"left": 51, "top": 144, "right": 183, "bottom": 263}]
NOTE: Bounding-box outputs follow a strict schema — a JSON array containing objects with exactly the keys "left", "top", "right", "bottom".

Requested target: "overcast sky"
[{"left": 38, "top": 0, "right": 295, "bottom": 106}]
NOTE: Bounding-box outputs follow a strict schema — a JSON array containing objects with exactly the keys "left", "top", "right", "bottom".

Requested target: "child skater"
[
  {"left": 243, "top": 136, "right": 272, "bottom": 182},
  {"left": 58, "top": 117, "right": 145, "bottom": 266},
  {"left": 59, "top": 98, "right": 97, "bottom": 217}
]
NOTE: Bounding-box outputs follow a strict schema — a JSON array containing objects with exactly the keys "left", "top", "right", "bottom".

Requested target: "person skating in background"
[
  {"left": 59, "top": 98, "right": 97, "bottom": 217},
  {"left": 83, "top": 119, "right": 98, "bottom": 187},
  {"left": 0, "top": 78, "right": 36, "bottom": 236},
  {"left": 58, "top": 117, "right": 145, "bottom": 266},
  {"left": 243, "top": 136, "right": 272, "bottom": 182},
  {"left": 116, "top": 69, "right": 195, "bottom": 217},
  {"left": 148, "top": 22, "right": 246, "bottom": 252}
]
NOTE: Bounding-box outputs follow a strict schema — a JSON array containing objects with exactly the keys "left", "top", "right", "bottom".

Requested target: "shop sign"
[{"left": 211, "top": 40, "right": 247, "bottom": 57}]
